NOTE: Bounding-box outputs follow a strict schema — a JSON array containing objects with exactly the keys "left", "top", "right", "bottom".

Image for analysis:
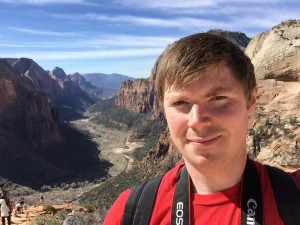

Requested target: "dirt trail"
[{"left": 11, "top": 203, "right": 74, "bottom": 225}]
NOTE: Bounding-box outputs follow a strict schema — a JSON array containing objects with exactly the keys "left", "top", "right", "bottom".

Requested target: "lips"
[{"left": 187, "top": 135, "right": 221, "bottom": 146}]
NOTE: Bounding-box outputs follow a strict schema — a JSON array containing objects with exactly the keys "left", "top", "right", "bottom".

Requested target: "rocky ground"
[{"left": 8, "top": 116, "right": 144, "bottom": 224}]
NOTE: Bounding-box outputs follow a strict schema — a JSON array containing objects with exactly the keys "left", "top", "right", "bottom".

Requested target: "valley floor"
[{"left": 9, "top": 116, "right": 144, "bottom": 223}]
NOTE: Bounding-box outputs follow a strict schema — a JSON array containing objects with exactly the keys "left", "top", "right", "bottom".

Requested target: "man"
[{"left": 103, "top": 33, "right": 300, "bottom": 225}]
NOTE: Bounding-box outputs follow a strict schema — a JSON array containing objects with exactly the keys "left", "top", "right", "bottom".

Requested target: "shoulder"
[
  {"left": 103, "top": 189, "right": 131, "bottom": 225},
  {"left": 253, "top": 160, "right": 300, "bottom": 190},
  {"left": 288, "top": 169, "right": 300, "bottom": 190},
  {"left": 103, "top": 163, "right": 184, "bottom": 225}
]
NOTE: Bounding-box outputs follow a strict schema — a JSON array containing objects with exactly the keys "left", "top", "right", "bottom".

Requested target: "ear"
[{"left": 247, "top": 86, "right": 258, "bottom": 117}]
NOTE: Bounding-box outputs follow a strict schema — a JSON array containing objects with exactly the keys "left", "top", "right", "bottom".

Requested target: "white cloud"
[
  {"left": 114, "top": 0, "right": 298, "bottom": 9},
  {"left": 10, "top": 27, "right": 79, "bottom": 37},
  {"left": 114, "top": 0, "right": 216, "bottom": 9},
  {"left": 0, "top": 35, "right": 176, "bottom": 49},
  {"left": 0, "top": 0, "right": 88, "bottom": 4},
  {"left": 51, "top": 12, "right": 230, "bottom": 31},
  {"left": 2, "top": 48, "right": 164, "bottom": 61}
]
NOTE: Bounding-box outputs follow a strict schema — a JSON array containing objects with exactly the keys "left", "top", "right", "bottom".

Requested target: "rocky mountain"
[
  {"left": 0, "top": 59, "right": 109, "bottom": 187},
  {"left": 5, "top": 58, "right": 62, "bottom": 99},
  {"left": 49, "top": 68, "right": 97, "bottom": 120},
  {"left": 67, "top": 72, "right": 103, "bottom": 100},
  {"left": 84, "top": 73, "right": 135, "bottom": 99},
  {"left": 115, "top": 78, "right": 158, "bottom": 114},
  {"left": 4, "top": 59, "right": 97, "bottom": 120},
  {"left": 245, "top": 20, "right": 300, "bottom": 167},
  {"left": 207, "top": 29, "right": 251, "bottom": 49},
  {"left": 49, "top": 66, "right": 67, "bottom": 87}
]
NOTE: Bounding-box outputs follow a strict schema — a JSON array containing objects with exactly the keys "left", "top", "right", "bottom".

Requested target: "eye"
[
  {"left": 211, "top": 96, "right": 226, "bottom": 101},
  {"left": 172, "top": 100, "right": 186, "bottom": 106}
]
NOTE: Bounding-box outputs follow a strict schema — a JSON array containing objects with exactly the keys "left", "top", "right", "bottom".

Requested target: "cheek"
[{"left": 165, "top": 113, "right": 186, "bottom": 135}]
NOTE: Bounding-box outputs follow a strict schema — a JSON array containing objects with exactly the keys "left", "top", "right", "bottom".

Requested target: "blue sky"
[{"left": 1, "top": 0, "right": 299, "bottom": 78}]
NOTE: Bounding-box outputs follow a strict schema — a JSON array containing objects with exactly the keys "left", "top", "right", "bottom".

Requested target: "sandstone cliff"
[
  {"left": 115, "top": 78, "right": 159, "bottom": 114},
  {"left": 5, "top": 58, "right": 62, "bottom": 99},
  {"left": 245, "top": 20, "right": 300, "bottom": 167},
  {"left": 0, "top": 59, "right": 107, "bottom": 187},
  {"left": 0, "top": 59, "right": 61, "bottom": 148},
  {"left": 5, "top": 59, "right": 97, "bottom": 120}
]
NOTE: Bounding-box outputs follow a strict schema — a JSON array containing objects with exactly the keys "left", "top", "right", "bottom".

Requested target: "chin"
[{"left": 187, "top": 152, "right": 227, "bottom": 167}]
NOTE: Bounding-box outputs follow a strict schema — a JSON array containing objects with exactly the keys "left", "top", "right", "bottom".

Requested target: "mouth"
[{"left": 187, "top": 135, "right": 221, "bottom": 146}]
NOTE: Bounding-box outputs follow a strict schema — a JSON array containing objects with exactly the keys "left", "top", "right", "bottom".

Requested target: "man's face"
[{"left": 163, "top": 62, "right": 257, "bottom": 171}]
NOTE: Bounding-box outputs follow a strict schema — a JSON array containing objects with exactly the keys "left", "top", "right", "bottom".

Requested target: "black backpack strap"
[
  {"left": 266, "top": 165, "right": 300, "bottom": 225},
  {"left": 121, "top": 175, "right": 163, "bottom": 225}
]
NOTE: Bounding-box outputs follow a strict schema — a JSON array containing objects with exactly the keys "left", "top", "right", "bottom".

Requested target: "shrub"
[
  {"left": 85, "top": 203, "right": 96, "bottom": 213},
  {"left": 29, "top": 214, "right": 62, "bottom": 225},
  {"left": 43, "top": 204, "right": 57, "bottom": 214}
]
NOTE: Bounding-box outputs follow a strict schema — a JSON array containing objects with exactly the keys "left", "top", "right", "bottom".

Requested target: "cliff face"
[
  {"left": 0, "top": 59, "right": 105, "bottom": 187},
  {"left": 246, "top": 20, "right": 300, "bottom": 82},
  {"left": 245, "top": 20, "right": 300, "bottom": 119},
  {"left": 68, "top": 72, "right": 102, "bottom": 100},
  {"left": 5, "top": 59, "right": 97, "bottom": 120},
  {"left": 5, "top": 58, "right": 62, "bottom": 99},
  {"left": 245, "top": 20, "right": 300, "bottom": 167},
  {"left": 0, "top": 59, "right": 61, "bottom": 150},
  {"left": 115, "top": 79, "right": 159, "bottom": 114}
]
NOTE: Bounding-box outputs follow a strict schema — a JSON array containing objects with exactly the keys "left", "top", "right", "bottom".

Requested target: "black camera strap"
[{"left": 171, "top": 158, "right": 263, "bottom": 225}]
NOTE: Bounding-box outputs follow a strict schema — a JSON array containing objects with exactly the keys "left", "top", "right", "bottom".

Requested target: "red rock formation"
[
  {"left": 0, "top": 59, "right": 61, "bottom": 150},
  {"left": 115, "top": 78, "right": 159, "bottom": 114},
  {"left": 114, "top": 52, "right": 163, "bottom": 117},
  {"left": 245, "top": 20, "right": 300, "bottom": 167}
]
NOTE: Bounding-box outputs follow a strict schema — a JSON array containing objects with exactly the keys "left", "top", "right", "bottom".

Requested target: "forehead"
[{"left": 164, "top": 62, "right": 242, "bottom": 94}]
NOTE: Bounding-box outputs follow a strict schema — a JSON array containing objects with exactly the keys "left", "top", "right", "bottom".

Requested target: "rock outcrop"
[
  {"left": 245, "top": 20, "right": 300, "bottom": 167},
  {"left": 245, "top": 20, "right": 300, "bottom": 118},
  {"left": 207, "top": 29, "right": 251, "bottom": 49},
  {"left": 5, "top": 59, "right": 97, "bottom": 120},
  {"left": 0, "top": 59, "right": 107, "bottom": 187},
  {"left": 0, "top": 59, "right": 61, "bottom": 149},
  {"left": 115, "top": 78, "right": 159, "bottom": 114},
  {"left": 68, "top": 72, "right": 102, "bottom": 100},
  {"left": 5, "top": 58, "right": 62, "bottom": 99}
]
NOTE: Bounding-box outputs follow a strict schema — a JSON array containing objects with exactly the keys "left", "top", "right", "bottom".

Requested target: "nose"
[{"left": 187, "top": 104, "right": 211, "bottom": 128}]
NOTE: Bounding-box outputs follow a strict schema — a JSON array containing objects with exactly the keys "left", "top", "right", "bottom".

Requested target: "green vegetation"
[
  {"left": 80, "top": 168, "right": 144, "bottom": 216},
  {"left": 29, "top": 215, "right": 62, "bottom": 225},
  {"left": 248, "top": 115, "right": 299, "bottom": 157},
  {"left": 89, "top": 97, "right": 149, "bottom": 129},
  {"left": 43, "top": 204, "right": 57, "bottom": 214},
  {"left": 89, "top": 97, "right": 167, "bottom": 161}
]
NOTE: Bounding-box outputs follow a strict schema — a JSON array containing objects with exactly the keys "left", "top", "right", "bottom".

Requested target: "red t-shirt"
[{"left": 103, "top": 161, "right": 300, "bottom": 225}]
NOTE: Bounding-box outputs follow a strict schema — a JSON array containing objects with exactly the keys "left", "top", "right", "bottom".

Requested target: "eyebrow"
[{"left": 205, "top": 85, "right": 234, "bottom": 96}]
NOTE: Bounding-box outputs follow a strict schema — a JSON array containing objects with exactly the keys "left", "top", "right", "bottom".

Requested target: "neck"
[{"left": 185, "top": 155, "right": 247, "bottom": 194}]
